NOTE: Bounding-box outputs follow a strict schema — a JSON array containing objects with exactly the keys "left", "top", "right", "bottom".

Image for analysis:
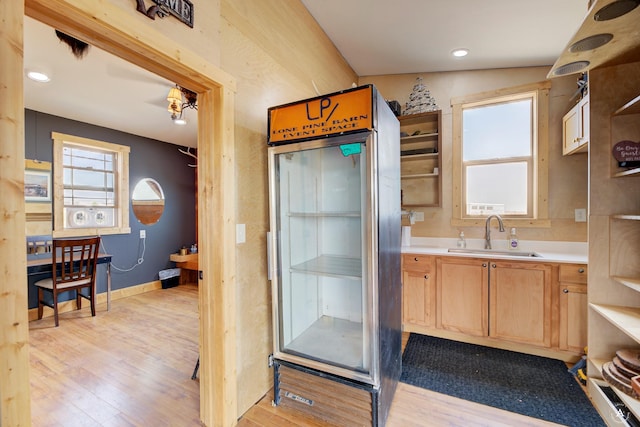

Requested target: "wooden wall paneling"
[
  {"left": 360, "top": 70, "right": 587, "bottom": 242},
  {"left": 18, "top": 1, "right": 238, "bottom": 426},
  {"left": 0, "top": 1, "right": 32, "bottom": 425}
]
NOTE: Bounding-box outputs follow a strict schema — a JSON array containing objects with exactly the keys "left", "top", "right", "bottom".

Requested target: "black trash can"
[{"left": 159, "top": 268, "right": 181, "bottom": 289}]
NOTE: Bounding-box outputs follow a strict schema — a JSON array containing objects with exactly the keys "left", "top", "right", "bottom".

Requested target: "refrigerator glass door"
[{"left": 272, "top": 137, "right": 371, "bottom": 379}]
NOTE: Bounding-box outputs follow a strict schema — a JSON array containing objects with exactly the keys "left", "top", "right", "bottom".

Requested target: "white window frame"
[
  {"left": 52, "top": 132, "right": 131, "bottom": 237},
  {"left": 451, "top": 81, "right": 551, "bottom": 228}
]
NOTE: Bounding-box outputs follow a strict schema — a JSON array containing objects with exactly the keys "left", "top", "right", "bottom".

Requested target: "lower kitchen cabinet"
[
  {"left": 489, "top": 261, "right": 552, "bottom": 347},
  {"left": 558, "top": 264, "right": 588, "bottom": 353},
  {"left": 436, "top": 257, "right": 488, "bottom": 337},
  {"left": 402, "top": 253, "right": 586, "bottom": 358},
  {"left": 402, "top": 254, "right": 436, "bottom": 328}
]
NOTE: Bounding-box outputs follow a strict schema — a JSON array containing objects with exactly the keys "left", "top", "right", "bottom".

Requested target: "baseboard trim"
[{"left": 29, "top": 280, "right": 162, "bottom": 321}]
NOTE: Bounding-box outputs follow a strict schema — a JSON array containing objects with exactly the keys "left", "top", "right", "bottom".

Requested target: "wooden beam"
[
  {"left": 198, "top": 87, "right": 238, "bottom": 426},
  {"left": 0, "top": 1, "right": 32, "bottom": 425}
]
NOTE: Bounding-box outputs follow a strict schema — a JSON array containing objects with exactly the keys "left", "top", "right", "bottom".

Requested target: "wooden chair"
[{"left": 34, "top": 236, "right": 101, "bottom": 327}]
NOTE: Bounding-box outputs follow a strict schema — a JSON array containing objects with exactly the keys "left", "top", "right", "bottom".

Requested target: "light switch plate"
[
  {"left": 236, "top": 224, "right": 246, "bottom": 244},
  {"left": 413, "top": 212, "right": 425, "bottom": 222},
  {"left": 575, "top": 208, "right": 587, "bottom": 222}
]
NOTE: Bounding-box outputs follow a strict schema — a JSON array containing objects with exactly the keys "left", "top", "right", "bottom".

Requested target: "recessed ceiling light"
[
  {"left": 451, "top": 48, "right": 469, "bottom": 58},
  {"left": 26, "top": 71, "right": 50, "bottom": 83}
]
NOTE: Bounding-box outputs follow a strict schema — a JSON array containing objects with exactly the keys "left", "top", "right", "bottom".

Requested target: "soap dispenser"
[
  {"left": 508, "top": 228, "right": 519, "bottom": 250},
  {"left": 457, "top": 231, "right": 466, "bottom": 248}
]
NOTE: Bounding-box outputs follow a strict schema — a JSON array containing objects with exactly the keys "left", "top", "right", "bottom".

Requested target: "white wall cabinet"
[{"left": 562, "top": 94, "right": 589, "bottom": 155}]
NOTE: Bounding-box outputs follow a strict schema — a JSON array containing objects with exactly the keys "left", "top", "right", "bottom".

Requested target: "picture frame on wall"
[{"left": 24, "top": 168, "right": 51, "bottom": 202}]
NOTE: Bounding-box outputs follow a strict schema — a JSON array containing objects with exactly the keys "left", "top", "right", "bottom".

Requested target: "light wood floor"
[{"left": 30, "top": 285, "right": 564, "bottom": 426}]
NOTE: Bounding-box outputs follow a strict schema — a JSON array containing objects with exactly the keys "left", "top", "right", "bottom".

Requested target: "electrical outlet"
[
  {"left": 575, "top": 209, "right": 587, "bottom": 223},
  {"left": 140, "top": 229, "right": 146, "bottom": 238},
  {"left": 413, "top": 212, "right": 425, "bottom": 222}
]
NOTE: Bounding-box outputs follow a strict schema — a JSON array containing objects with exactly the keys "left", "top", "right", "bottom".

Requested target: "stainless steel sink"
[{"left": 447, "top": 248, "right": 542, "bottom": 257}]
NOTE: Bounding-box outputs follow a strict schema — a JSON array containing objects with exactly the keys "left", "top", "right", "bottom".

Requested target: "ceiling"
[{"left": 23, "top": 1, "right": 588, "bottom": 148}]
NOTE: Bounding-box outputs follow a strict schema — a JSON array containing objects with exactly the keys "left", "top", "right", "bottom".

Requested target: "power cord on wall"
[{"left": 99, "top": 233, "right": 146, "bottom": 272}]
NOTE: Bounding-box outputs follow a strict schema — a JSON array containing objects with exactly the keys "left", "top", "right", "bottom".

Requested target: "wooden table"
[{"left": 27, "top": 253, "right": 113, "bottom": 310}]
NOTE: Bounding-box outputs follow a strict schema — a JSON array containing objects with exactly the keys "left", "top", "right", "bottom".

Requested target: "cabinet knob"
[
  {"left": 414, "top": 257, "right": 419, "bottom": 262},
  {"left": 424, "top": 274, "right": 429, "bottom": 280},
  {"left": 578, "top": 268, "right": 585, "bottom": 273},
  {"left": 482, "top": 263, "right": 487, "bottom": 268},
  {"left": 491, "top": 263, "right": 497, "bottom": 268},
  {"left": 563, "top": 288, "right": 569, "bottom": 294}
]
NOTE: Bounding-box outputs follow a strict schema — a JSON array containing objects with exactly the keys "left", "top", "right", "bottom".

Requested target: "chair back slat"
[{"left": 52, "top": 237, "right": 101, "bottom": 287}]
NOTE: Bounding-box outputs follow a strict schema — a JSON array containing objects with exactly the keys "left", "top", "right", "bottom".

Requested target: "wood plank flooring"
[
  {"left": 29, "top": 285, "right": 201, "bottom": 426},
  {"left": 30, "top": 285, "right": 566, "bottom": 426}
]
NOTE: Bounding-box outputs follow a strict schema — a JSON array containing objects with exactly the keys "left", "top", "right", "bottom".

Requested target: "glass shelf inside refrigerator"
[
  {"left": 290, "top": 254, "right": 361, "bottom": 279},
  {"left": 288, "top": 211, "right": 361, "bottom": 217},
  {"left": 285, "top": 315, "right": 365, "bottom": 371}
]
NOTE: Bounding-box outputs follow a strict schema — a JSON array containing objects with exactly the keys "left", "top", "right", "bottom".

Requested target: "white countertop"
[{"left": 402, "top": 237, "right": 588, "bottom": 264}]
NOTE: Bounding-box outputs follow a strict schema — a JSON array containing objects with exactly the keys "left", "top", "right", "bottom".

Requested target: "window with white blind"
[{"left": 52, "top": 132, "right": 130, "bottom": 237}]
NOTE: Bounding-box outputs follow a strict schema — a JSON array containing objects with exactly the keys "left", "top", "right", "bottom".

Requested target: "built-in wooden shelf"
[
  {"left": 400, "top": 153, "right": 438, "bottom": 160},
  {"left": 399, "top": 110, "right": 442, "bottom": 208},
  {"left": 613, "top": 276, "right": 640, "bottom": 293},
  {"left": 591, "top": 303, "right": 640, "bottom": 344},
  {"left": 614, "top": 94, "right": 640, "bottom": 116},
  {"left": 614, "top": 168, "right": 640, "bottom": 178},
  {"left": 401, "top": 173, "right": 439, "bottom": 179},
  {"left": 400, "top": 132, "right": 438, "bottom": 142},
  {"left": 590, "top": 378, "right": 640, "bottom": 425},
  {"left": 612, "top": 214, "right": 640, "bottom": 221}
]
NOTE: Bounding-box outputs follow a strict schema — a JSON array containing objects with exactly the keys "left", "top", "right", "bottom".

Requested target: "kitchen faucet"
[{"left": 484, "top": 214, "right": 505, "bottom": 249}]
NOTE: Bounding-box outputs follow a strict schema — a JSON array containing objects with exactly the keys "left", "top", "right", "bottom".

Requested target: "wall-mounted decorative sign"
[
  {"left": 613, "top": 140, "right": 640, "bottom": 167},
  {"left": 136, "top": 0, "right": 194, "bottom": 28},
  {"left": 268, "top": 85, "right": 374, "bottom": 145}
]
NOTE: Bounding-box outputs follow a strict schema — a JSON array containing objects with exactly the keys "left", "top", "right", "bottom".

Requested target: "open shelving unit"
[
  {"left": 587, "top": 67, "right": 640, "bottom": 425},
  {"left": 399, "top": 111, "right": 442, "bottom": 207}
]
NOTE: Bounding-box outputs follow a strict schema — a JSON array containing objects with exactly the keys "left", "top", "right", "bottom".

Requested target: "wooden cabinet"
[
  {"left": 399, "top": 111, "right": 441, "bottom": 207},
  {"left": 558, "top": 264, "right": 588, "bottom": 353},
  {"left": 436, "top": 257, "right": 488, "bottom": 337},
  {"left": 402, "top": 253, "right": 591, "bottom": 358},
  {"left": 402, "top": 254, "right": 436, "bottom": 328},
  {"left": 436, "top": 256, "right": 552, "bottom": 347},
  {"left": 490, "top": 261, "right": 552, "bottom": 347},
  {"left": 562, "top": 94, "right": 589, "bottom": 155}
]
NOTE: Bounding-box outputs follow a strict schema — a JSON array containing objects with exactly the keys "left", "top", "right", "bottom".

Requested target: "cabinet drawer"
[
  {"left": 559, "top": 264, "right": 588, "bottom": 284},
  {"left": 402, "top": 254, "right": 433, "bottom": 272}
]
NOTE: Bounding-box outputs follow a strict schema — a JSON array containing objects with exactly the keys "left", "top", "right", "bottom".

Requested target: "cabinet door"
[
  {"left": 558, "top": 283, "right": 588, "bottom": 353},
  {"left": 562, "top": 95, "right": 589, "bottom": 155},
  {"left": 489, "top": 262, "right": 552, "bottom": 347},
  {"left": 402, "top": 270, "right": 434, "bottom": 327},
  {"left": 437, "top": 257, "right": 488, "bottom": 337},
  {"left": 563, "top": 106, "right": 580, "bottom": 154}
]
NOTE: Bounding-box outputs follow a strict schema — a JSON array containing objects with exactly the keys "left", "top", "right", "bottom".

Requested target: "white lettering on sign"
[{"left": 613, "top": 140, "right": 640, "bottom": 162}]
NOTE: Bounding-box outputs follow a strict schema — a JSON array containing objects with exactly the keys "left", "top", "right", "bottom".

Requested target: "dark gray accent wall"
[{"left": 26, "top": 110, "right": 197, "bottom": 309}]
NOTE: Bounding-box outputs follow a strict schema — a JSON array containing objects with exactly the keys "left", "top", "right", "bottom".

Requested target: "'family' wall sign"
[{"left": 136, "top": 0, "right": 194, "bottom": 28}]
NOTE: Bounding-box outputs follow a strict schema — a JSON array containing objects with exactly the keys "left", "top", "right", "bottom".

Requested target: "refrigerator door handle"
[{"left": 267, "top": 231, "right": 272, "bottom": 281}]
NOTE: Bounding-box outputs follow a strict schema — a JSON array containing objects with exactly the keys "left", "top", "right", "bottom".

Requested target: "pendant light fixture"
[{"left": 167, "top": 84, "right": 197, "bottom": 124}]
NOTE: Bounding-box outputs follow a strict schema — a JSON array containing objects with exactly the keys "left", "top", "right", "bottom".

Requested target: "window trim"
[
  {"left": 451, "top": 81, "right": 551, "bottom": 228},
  {"left": 52, "top": 132, "right": 131, "bottom": 237}
]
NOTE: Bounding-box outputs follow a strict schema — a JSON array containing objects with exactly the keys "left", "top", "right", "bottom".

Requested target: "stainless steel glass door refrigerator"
[{"left": 267, "top": 85, "right": 401, "bottom": 426}]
